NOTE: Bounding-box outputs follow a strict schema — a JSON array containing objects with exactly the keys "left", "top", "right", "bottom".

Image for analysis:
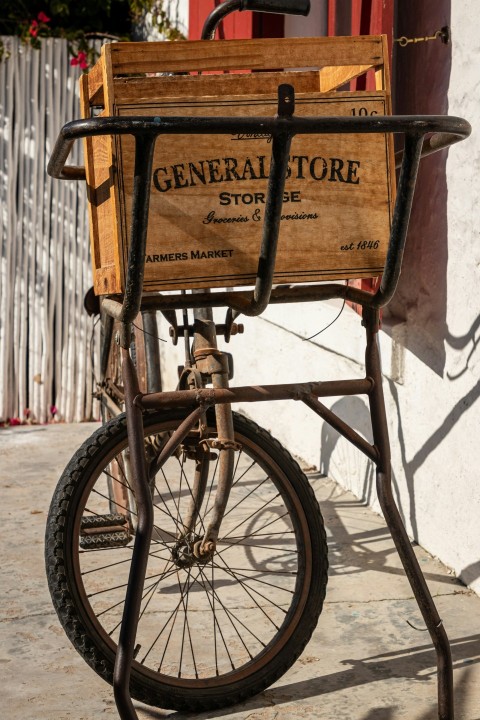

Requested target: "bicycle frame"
[{"left": 47, "top": 39, "right": 471, "bottom": 720}]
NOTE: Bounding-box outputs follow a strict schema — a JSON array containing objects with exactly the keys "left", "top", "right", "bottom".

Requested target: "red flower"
[
  {"left": 50, "top": 405, "right": 58, "bottom": 416},
  {"left": 9, "top": 417, "right": 21, "bottom": 426},
  {"left": 70, "top": 51, "right": 89, "bottom": 70},
  {"left": 37, "top": 12, "right": 51, "bottom": 23},
  {"left": 29, "top": 20, "right": 39, "bottom": 37}
]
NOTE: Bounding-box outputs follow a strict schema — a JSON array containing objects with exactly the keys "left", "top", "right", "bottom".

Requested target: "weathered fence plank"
[{"left": 0, "top": 37, "right": 98, "bottom": 423}]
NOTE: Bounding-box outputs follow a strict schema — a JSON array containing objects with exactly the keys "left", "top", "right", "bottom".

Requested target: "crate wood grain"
[{"left": 80, "top": 35, "right": 394, "bottom": 295}]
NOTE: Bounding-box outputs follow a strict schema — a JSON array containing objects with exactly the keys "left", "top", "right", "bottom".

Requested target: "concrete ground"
[{"left": 1, "top": 423, "right": 479, "bottom": 720}]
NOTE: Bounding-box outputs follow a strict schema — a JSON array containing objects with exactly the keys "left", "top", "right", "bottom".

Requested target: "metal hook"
[{"left": 395, "top": 26, "right": 451, "bottom": 48}]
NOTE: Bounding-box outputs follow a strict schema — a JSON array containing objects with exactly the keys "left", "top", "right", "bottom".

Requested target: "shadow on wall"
[
  {"left": 312, "top": 471, "right": 458, "bottom": 587},
  {"left": 384, "top": 0, "right": 452, "bottom": 377},
  {"left": 387, "top": 376, "right": 480, "bottom": 588},
  {"left": 319, "top": 396, "right": 376, "bottom": 505},
  {"left": 318, "top": 383, "right": 480, "bottom": 589}
]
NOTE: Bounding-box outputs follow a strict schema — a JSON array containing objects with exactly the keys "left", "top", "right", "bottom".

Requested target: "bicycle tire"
[{"left": 45, "top": 410, "right": 328, "bottom": 712}]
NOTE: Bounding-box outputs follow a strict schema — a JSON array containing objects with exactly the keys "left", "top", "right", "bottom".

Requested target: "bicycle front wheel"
[{"left": 45, "top": 410, "right": 328, "bottom": 712}]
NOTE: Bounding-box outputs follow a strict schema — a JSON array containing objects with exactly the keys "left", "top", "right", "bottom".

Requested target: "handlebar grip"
[{"left": 242, "top": 0, "right": 310, "bottom": 15}]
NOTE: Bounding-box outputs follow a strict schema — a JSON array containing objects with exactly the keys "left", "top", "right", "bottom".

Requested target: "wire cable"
[
  {"left": 132, "top": 320, "right": 168, "bottom": 343},
  {"left": 302, "top": 298, "right": 346, "bottom": 342}
]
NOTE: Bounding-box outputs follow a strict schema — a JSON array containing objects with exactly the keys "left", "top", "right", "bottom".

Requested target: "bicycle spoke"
[
  {"left": 221, "top": 492, "right": 282, "bottom": 539},
  {"left": 106, "top": 560, "right": 176, "bottom": 636},
  {"left": 153, "top": 480, "right": 183, "bottom": 535},
  {"left": 87, "top": 565, "right": 180, "bottom": 600},
  {"left": 214, "top": 555, "right": 286, "bottom": 620},
  {"left": 176, "top": 455, "right": 206, "bottom": 535},
  {"left": 104, "top": 462, "right": 132, "bottom": 494},
  {"left": 196, "top": 564, "right": 248, "bottom": 668},
  {"left": 160, "top": 467, "right": 181, "bottom": 522},
  {"left": 196, "top": 565, "right": 266, "bottom": 652},
  {"left": 221, "top": 474, "right": 270, "bottom": 521},
  {"left": 212, "top": 557, "right": 285, "bottom": 628},
  {"left": 214, "top": 566, "right": 295, "bottom": 595},
  {"left": 177, "top": 567, "right": 198, "bottom": 678},
  {"left": 203, "top": 451, "right": 221, "bottom": 518},
  {"left": 217, "top": 511, "right": 294, "bottom": 558},
  {"left": 82, "top": 554, "right": 138, "bottom": 576},
  {"left": 154, "top": 568, "right": 202, "bottom": 671},
  {"left": 100, "top": 470, "right": 181, "bottom": 541}
]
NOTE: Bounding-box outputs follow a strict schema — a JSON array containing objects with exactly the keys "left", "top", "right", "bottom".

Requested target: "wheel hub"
[{"left": 172, "top": 534, "right": 214, "bottom": 568}]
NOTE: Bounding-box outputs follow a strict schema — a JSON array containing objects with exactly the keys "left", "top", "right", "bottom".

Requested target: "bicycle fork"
[{"left": 187, "top": 308, "right": 237, "bottom": 554}]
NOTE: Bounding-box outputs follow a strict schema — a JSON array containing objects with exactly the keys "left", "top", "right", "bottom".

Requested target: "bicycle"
[{"left": 44, "top": 2, "right": 471, "bottom": 719}]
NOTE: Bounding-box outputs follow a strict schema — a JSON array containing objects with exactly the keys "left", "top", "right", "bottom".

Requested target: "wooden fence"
[{"left": 0, "top": 36, "right": 98, "bottom": 424}]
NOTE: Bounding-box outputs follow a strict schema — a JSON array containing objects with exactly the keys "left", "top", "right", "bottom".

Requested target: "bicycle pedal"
[
  {"left": 79, "top": 530, "right": 130, "bottom": 550},
  {"left": 80, "top": 514, "right": 131, "bottom": 549},
  {"left": 81, "top": 513, "right": 127, "bottom": 530}
]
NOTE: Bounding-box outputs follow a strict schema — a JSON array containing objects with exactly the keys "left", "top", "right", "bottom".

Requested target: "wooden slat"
[
  {"left": 104, "top": 36, "right": 385, "bottom": 76},
  {"left": 112, "top": 71, "right": 321, "bottom": 105},
  {"left": 86, "top": 58, "right": 104, "bottom": 105},
  {"left": 98, "top": 57, "right": 125, "bottom": 291},
  {"left": 319, "top": 64, "right": 375, "bottom": 92},
  {"left": 376, "top": 35, "right": 391, "bottom": 105}
]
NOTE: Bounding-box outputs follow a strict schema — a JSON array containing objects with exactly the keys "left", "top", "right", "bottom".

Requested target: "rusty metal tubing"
[
  {"left": 113, "top": 349, "right": 152, "bottom": 720},
  {"left": 46, "top": 114, "right": 471, "bottom": 155},
  {"left": 395, "top": 130, "right": 467, "bottom": 169},
  {"left": 203, "top": 400, "right": 235, "bottom": 547},
  {"left": 137, "top": 283, "right": 350, "bottom": 312},
  {"left": 141, "top": 310, "right": 162, "bottom": 393},
  {"left": 149, "top": 404, "right": 209, "bottom": 479},
  {"left": 363, "top": 309, "right": 454, "bottom": 719},
  {"left": 302, "top": 394, "right": 379, "bottom": 464},
  {"left": 190, "top": 308, "right": 238, "bottom": 549},
  {"left": 138, "top": 378, "right": 374, "bottom": 410},
  {"left": 248, "top": 84, "right": 294, "bottom": 316},
  {"left": 372, "top": 134, "right": 425, "bottom": 309},
  {"left": 117, "top": 134, "right": 157, "bottom": 338},
  {"left": 181, "top": 442, "right": 211, "bottom": 536},
  {"left": 99, "top": 308, "right": 115, "bottom": 381}
]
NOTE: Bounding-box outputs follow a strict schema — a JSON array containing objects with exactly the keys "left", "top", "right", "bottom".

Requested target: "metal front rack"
[{"left": 48, "top": 90, "right": 470, "bottom": 720}]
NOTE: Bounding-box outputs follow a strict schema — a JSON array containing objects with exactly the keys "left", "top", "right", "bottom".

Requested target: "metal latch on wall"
[{"left": 395, "top": 26, "right": 451, "bottom": 48}]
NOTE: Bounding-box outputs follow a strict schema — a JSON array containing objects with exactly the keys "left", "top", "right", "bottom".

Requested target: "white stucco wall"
[{"left": 158, "top": 3, "right": 479, "bottom": 595}]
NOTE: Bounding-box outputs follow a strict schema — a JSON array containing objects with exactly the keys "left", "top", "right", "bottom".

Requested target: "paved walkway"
[{"left": 1, "top": 423, "right": 479, "bottom": 720}]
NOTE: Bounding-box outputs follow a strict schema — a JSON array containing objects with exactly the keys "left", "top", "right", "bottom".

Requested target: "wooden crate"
[{"left": 80, "top": 36, "right": 395, "bottom": 295}]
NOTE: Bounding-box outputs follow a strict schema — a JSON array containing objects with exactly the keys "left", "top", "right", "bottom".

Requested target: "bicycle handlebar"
[
  {"left": 47, "top": 108, "right": 470, "bottom": 318},
  {"left": 241, "top": 0, "right": 310, "bottom": 15},
  {"left": 49, "top": 117, "right": 470, "bottom": 182},
  {"left": 201, "top": 0, "right": 310, "bottom": 39}
]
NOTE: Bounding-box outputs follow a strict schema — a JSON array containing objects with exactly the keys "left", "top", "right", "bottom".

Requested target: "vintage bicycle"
[{"left": 45, "top": 2, "right": 470, "bottom": 719}]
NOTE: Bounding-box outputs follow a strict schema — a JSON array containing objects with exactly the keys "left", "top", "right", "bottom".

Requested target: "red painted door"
[{"left": 189, "top": 1, "right": 284, "bottom": 40}]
